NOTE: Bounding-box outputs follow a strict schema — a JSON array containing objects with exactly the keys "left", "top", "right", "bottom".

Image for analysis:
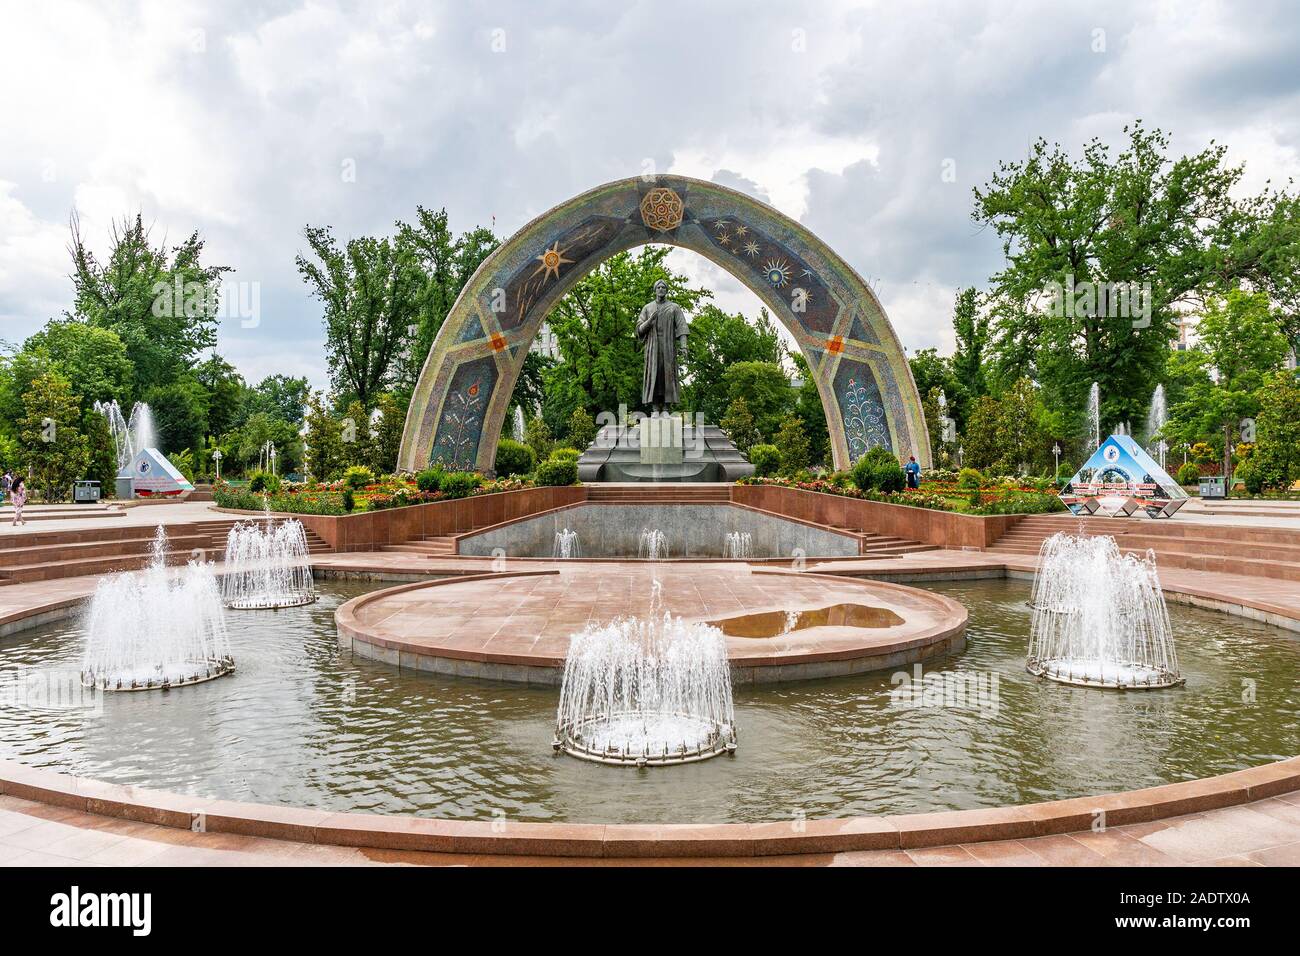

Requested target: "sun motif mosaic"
[
  {"left": 534, "top": 241, "right": 573, "bottom": 281},
  {"left": 639, "top": 187, "right": 684, "bottom": 232}
]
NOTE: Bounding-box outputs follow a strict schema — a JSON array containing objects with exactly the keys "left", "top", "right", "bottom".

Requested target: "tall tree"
[
  {"left": 1166, "top": 289, "right": 1288, "bottom": 482},
  {"left": 18, "top": 372, "right": 89, "bottom": 502},
  {"left": 949, "top": 287, "right": 988, "bottom": 422},
  {"left": 296, "top": 225, "right": 422, "bottom": 409},
  {"left": 541, "top": 247, "right": 709, "bottom": 431},
  {"left": 194, "top": 353, "right": 248, "bottom": 438},
  {"left": 973, "top": 123, "right": 1299, "bottom": 436},
  {"left": 682, "top": 304, "right": 782, "bottom": 422},
  {"left": 396, "top": 207, "right": 498, "bottom": 395},
  {"left": 69, "top": 213, "right": 228, "bottom": 395}
]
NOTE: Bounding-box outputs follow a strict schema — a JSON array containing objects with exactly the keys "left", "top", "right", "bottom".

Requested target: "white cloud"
[{"left": 1, "top": 0, "right": 1298, "bottom": 390}]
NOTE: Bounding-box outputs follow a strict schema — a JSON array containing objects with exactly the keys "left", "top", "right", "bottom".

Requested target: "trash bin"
[
  {"left": 115, "top": 475, "right": 134, "bottom": 500},
  {"left": 1198, "top": 476, "right": 1226, "bottom": 499},
  {"left": 73, "top": 480, "right": 101, "bottom": 503}
]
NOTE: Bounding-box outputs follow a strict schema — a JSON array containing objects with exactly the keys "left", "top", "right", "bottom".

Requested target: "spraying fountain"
[
  {"left": 81, "top": 527, "right": 234, "bottom": 690},
  {"left": 638, "top": 528, "right": 668, "bottom": 560},
  {"left": 93, "top": 400, "right": 158, "bottom": 472},
  {"left": 1027, "top": 532, "right": 1182, "bottom": 689},
  {"left": 724, "top": 531, "right": 753, "bottom": 560},
  {"left": 512, "top": 405, "right": 526, "bottom": 443},
  {"left": 1146, "top": 384, "right": 1167, "bottom": 469},
  {"left": 553, "top": 581, "right": 737, "bottom": 765},
  {"left": 553, "top": 528, "right": 581, "bottom": 559},
  {"left": 1085, "top": 382, "right": 1101, "bottom": 451},
  {"left": 221, "top": 517, "right": 317, "bottom": 609}
]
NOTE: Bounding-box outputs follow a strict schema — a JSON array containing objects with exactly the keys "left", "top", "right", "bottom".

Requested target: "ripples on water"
[{"left": 0, "top": 578, "right": 1296, "bottom": 824}]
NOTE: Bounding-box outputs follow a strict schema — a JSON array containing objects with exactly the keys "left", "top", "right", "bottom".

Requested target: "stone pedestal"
[
  {"left": 576, "top": 418, "right": 755, "bottom": 483},
  {"left": 639, "top": 415, "right": 683, "bottom": 465}
]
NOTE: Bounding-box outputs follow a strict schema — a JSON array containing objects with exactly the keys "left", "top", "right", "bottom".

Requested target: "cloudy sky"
[{"left": 2, "top": 0, "right": 1297, "bottom": 390}]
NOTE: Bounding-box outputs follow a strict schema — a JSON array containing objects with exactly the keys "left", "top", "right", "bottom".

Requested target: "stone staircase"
[
  {"left": 380, "top": 536, "right": 460, "bottom": 557},
  {"left": 987, "top": 514, "right": 1300, "bottom": 582},
  {"left": 0, "top": 518, "right": 332, "bottom": 586},
  {"left": 818, "top": 523, "right": 937, "bottom": 558}
]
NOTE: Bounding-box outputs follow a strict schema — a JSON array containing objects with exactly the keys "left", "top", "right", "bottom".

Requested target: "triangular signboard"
[
  {"left": 127, "top": 447, "right": 194, "bottom": 497},
  {"left": 1061, "top": 434, "right": 1187, "bottom": 517}
]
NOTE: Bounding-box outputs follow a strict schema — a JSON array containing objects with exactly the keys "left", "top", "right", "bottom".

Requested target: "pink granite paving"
[{"left": 344, "top": 564, "right": 963, "bottom": 668}]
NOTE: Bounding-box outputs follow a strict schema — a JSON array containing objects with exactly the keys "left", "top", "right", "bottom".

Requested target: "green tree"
[
  {"left": 69, "top": 213, "right": 229, "bottom": 395},
  {"left": 233, "top": 413, "right": 303, "bottom": 476},
  {"left": 143, "top": 376, "right": 209, "bottom": 455},
  {"left": 682, "top": 304, "right": 782, "bottom": 422},
  {"left": 719, "top": 396, "right": 760, "bottom": 455},
  {"left": 396, "top": 207, "right": 499, "bottom": 395},
  {"left": 973, "top": 123, "right": 1300, "bottom": 436},
  {"left": 371, "top": 393, "right": 405, "bottom": 474},
  {"left": 1166, "top": 289, "right": 1288, "bottom": 482},
  {"left": 542, "top": 247, "right": 709, "bottom": 430},
  {"left": 961, "top": 395, "right": 1003, "bottom": 472},
  {"left": 721, "top": 361, "right": 791, "bottom": 440},
  {"left": 790, "top": 351, "right": 829, "bottom": 466},
  {"left": 245, "top": 374, "right": 311, "bottom": 424},
  {"left": 19, "top": 372, "right": 89, "bottom": 502},
  {"left": 20, "top": 319, "right": 133, "bottom": 411},
  {"left": 296, "top": 225, "right": 423, "bottom": 409},
  {"left": 524, "top": 415, "right": 553, "bottom": 463},
  {"left": 949, "top": 287, "right": 988, "bottom": 423},
  {"left": 303, "top": 393, "right": 345, "bottom": 481},
  {"left": 1252, "top": 372, "right": 1300, "bottom": 488},
  {"left": 82, "top": 406, "right": 118, "bottom": 492},
  {"left": 774, "top": 416, "right": 811, "bottom": 475},
  {"left": 565, "top": 406, "right": 597, "bottom": 452},
  {"left": 194, "top": 353, "right": 249, "bottom": 438}
]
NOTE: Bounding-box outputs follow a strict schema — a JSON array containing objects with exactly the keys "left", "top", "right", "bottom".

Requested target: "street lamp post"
[
  {"left": 211, "top": 447, "right": 223, "bottom": 482},
  {"left": 1052, "top": 442, "right": 1061, "bottom": 478}
]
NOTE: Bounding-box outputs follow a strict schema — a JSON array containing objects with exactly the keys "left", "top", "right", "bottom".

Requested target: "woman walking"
[{"left": 10, "top": 476, "right": 27, "bottom": 526}]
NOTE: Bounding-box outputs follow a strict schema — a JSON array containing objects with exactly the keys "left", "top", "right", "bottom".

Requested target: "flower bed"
[
  {"left": 214, "top": 475, "right": 537, "bottom": 515},
  {"left": 736, "top": 476, "right": 1066, "bottom": 515}
]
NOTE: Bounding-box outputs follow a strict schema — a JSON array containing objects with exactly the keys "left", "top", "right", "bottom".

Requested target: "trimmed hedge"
[
  {"left": 494, "top": 439, "right": 536, "bottom": 477},
  {"left": 535, "top": 457, "right": 578, "bottom": 486}
]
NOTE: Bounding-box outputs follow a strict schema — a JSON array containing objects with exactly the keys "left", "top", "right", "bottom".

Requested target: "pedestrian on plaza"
[
  {"left": 10, "top": 475, "right": 27, "bottom": 526},
  {"left": 904, "top": 455, "right": 922, "bottom": 490}
]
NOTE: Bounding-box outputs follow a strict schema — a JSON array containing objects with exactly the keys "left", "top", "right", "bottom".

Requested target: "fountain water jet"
[
  {"left": 81, "top": 527, "right": 234, "bottom": 690},
  {"left": 1146, "top": 384, "right": 1168, "bottom": 468},
  {"left": 1027, "top": 532, "right": 1182, "bottom": 689},
  {"left": 724, "top": 531, "right": 752, "bottom": 560},
  {"left": 221, "top": 517, "right": 317, "bottom": 609},
  {"left": 1086, "top": 382, "right": 1100, "bottom": 451},
  {"left": 638, "top": 528, "right": 668, "bottom": 560},
  {"left": 553, "top": 581, "right": 736, "bottom": 765},
  {"left": 553, "top": 528, "right": 580, "bottom": 559}
]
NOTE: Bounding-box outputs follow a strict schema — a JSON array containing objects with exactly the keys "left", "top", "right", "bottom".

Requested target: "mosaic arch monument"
[{"left": 398, "top": 175, "right": 931, "bottom": 473}]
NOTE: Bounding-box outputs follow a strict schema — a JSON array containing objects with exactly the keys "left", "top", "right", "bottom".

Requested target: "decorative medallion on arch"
[{"left": 398, "top": 175, "right": 930, "bottom": 474}]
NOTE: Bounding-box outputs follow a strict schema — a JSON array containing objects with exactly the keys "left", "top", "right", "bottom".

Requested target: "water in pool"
[{"left": 0, "top": 578, "right": 1296, "bottom": 824}]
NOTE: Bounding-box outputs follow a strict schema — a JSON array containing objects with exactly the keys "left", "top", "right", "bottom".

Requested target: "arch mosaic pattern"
[{"left": 398, "top": 176, "right": 930, "bottom": 473}]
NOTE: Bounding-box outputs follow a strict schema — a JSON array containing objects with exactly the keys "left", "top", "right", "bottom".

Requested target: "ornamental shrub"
[
  {"left": 1176, "top": 462, "right": 1201, "bottom": 487},
  {"left": 493, "top": 439, "right": 535, "bottom": 477},
  {"left": 749, "top": 443, "right": 780, "bottom": 477},
  {"left": 439, "top": 471, "right": 484, "bottom": 499},
  {"left": 534, "top": 457, "right": 578, "bottom": 486},
  {"left": 342, "top": 465, "right": 375, "bottom": 490}
]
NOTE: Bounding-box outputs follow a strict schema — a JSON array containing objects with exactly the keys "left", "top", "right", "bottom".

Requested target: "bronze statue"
[{"left": 636, "top": 279, "right": 687, "bottom": 414}]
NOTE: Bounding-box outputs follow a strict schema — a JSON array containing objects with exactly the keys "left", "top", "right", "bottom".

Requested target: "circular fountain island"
[
  {"left": 1027, "top": 532, "right": 1183, "bottom": 689},
  {"left": 221, "top": 517, "right": 317, "bottom": 610},
  {"left": 553, "top": 582, "right": 736, "bottom": 766},
  {"left": 81, "top": 527, "right": 235, "bottom": 691}
]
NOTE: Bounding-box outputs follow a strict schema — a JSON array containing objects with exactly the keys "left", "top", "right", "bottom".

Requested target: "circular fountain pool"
[{"left": 0, "top": 579, "right": 1297, "bottom": 823}]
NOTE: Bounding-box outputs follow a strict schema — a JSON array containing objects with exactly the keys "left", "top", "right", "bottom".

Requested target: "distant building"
[{"left": 532, "top": 321, "right": 559, "bottom": 359}]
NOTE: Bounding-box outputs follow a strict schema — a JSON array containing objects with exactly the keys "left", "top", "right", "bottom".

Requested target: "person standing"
[
  {"left": 0, "top": 467, "right": 10, "bottom": 508},
  {"left": 10, "top": 475, "right": 26, "bottom": 526},
  {"left": 905, "top": 455, "right": 922, "bottom": 490}
]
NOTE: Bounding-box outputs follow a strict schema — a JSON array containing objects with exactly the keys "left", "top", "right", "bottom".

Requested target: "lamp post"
[
  {"left": 1158, "top": 440, "right": 1168, "bottom": 472},
  {"left": 1052, "top": 442, "right": 1061, "bottom": 478},
  {"left": 211, "top": 447, "right": 223, "bottom": 482}
]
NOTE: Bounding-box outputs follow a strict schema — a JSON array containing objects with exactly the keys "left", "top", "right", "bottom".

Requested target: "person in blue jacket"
[{"left": 904, "top": 455, "right": 921, "bottom": 489}]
